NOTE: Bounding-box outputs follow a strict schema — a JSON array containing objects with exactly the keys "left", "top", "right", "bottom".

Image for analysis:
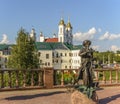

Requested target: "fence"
[{"left": 0, "top": 68, "right": 120, "bottom": 91}]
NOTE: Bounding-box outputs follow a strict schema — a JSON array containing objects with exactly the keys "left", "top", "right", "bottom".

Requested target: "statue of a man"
[{"left": 77, "top": 40, "right": 94, "bottom": 87}]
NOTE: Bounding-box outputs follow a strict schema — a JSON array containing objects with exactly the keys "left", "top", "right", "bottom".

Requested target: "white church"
[
  {"left": 25, "top": 18, "right": 82, "bottom": 69},
  {"left": 0, "top": 18, "right": 82, "bottom": 69},
  {"left": 30, "top": 18, "right": 72, "bottom": 44}
]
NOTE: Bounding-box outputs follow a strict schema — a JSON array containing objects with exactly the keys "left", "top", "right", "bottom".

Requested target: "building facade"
[
  {"left": 0, "top": 44, "right": 11, "bottom": 69},
  {"left": 36, "top": 42, "right": 82, "bottom": 69},
  {"left": 36, "top": 18, "right": 82, "bottom": 69}
]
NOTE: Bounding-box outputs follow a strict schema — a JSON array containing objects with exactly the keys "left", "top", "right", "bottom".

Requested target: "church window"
[
  {"left": 52, "top": 52, "right": 54, "bottom": 57},
  {"left": 38, "top": 52, "right": 41, "bottom": 57},
  {"left": 52, "top": 59, "right": 54, "bottom": 63},
  {"left": 69, "top": 53, "right": 71, "bottom": 56},
  {"left": 48, "top": 62, "right": 50, "bottom": 66},
  {"left": 45, "top": 62, "right": 47, "bottom": 66},
  {"left": 46, "top": 54, "right": 49, "bottom": 59},
  {"left": 56, "top": 60, "right": 58, "bottom": 63},
  {"left": 56, "top": 53, "right": 59, "bottom": 57},
  {"left": 5, "top": 57, "right": 7, "bottom": 62},
  {"left": 39, "top": 60, "right": 42, "bottom": 63},
  {"left": 65, "top": 53, "right": 67, "bottom": 56}
]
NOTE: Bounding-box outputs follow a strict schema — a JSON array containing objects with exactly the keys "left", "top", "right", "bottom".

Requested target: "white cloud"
[
  {"left": 0, "top": 34, "right": 9, "bottom": 44},
  {"left": 92, "top": 45, "right": 99, "bottom": 51},
  {"left": 111, "top": 45, "right": 120, "bottom": 52},
  {"left": 99, "top": 32, "right": 120, "bottom": 40},
  {"left": 73, "top": 27, "right": 97, "bottom": 42}
]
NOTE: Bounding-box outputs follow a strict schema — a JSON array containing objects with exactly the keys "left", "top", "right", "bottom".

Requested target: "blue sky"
[{"left": 0, "top": 0, "right": 120, "bottom": 52}]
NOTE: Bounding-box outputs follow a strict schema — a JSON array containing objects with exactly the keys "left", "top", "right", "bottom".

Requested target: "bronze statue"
[
  {"left": 73, "top": 40, "right": 98, "bottom": 102},
  {"left": 77, "top": 40, "right": 94, "bottom": 87}
]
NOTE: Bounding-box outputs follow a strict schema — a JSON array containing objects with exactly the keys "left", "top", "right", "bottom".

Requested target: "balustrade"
[
  {"left": 54, "top": 68, "right": 120, "bottom": 87},
  {"left": 93, "top": 68, "right": 120, "bottom": 86},
  {"left": 0, "top": 69, "right": 44, "bottom": 90},
  {"left": 0, "top": 68, "right": 120, "bottom": 90}
]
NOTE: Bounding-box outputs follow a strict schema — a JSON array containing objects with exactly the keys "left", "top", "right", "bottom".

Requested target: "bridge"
[{"left": 0, "top": 68, "right": 120, "bottom": 104}]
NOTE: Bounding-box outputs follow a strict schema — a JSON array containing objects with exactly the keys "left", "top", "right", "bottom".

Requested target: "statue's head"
[{"left": 83, "top": 40, "right": 91, "bottom": 47}]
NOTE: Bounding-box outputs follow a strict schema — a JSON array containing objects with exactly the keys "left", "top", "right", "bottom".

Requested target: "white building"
[
  {"left": 39, "top": 18, "right": 73, "bottom": 44},
  {"left": 34, "top": 18, "right": 82, "bottom": 69},
  {"left": 0, "top": 44, "right": 11, "bottom": 69},
  {"left": 36, "top": 42, "right": 82, "bottom": 69}
]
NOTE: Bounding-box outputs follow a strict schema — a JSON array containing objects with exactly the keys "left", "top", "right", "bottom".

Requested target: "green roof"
[
  {"left": 35, "top": 42, "right": 52, "bottom": 50},
  {"left": 35, "top": 42, "right": 82, "bottom": 50},
  {"left": 64, "top": 43, "right": 82, "bottom": 50},
  {"left": 0, "top": 43, "right": 82, "bottom": 51},
  {"left": 0, "top": 44, "right": 12, "bottom": 50}
]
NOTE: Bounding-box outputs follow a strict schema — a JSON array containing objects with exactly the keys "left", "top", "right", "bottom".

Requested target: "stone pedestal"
[
  {"left": 71, "top": 90, "right": 97, "bottom": 104},
  {"left": 72, "top": 85, "right": 99, "bottom": 104},
  {"left": 44, "top": 67, "right": 53, "bottom": 88}
]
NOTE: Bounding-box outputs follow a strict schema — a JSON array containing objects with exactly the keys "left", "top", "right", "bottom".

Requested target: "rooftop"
[
  {"left": 0, "top": 44, "right": 12, "bottom": 51},
  {"left": 35, "top": 42, "right": 82, "bottom": 50},
  {"left": 45, "top": 38, "right": 58, "bottom": 43}
]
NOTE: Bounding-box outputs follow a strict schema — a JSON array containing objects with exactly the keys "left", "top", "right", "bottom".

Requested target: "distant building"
[
  {"left": 0, "top": 44, "right": 11, "bottom": 69},
  {"left": 36, "top": 42, "right": 82, "bottom": 69},
  {"left": 36, "top": 18, "right": 81, "bottom": 69},
  {"left": 39, "top": 18, "right": 73, "bottom": 44}
]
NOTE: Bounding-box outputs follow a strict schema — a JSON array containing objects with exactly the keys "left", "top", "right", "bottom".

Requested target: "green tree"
[
  {"left": 93, "top": 51, "right": 115, "bottom": 68},
  {"left": 8, "top": 28, "right": 39, "bottom": 69},
  {"left": 114, "top": 54, "right": 120, "bottom": 63},
  {"left": 116, "top": 50, "right": 120, "bottom": 54}
]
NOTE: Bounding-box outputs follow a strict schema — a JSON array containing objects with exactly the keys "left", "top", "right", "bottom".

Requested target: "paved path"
[
  {"left": 97, "top": 87, "right": 120, "bottom": 104},
  {"left": 0, "top": 87, "right": 120, "bottom": 104}
]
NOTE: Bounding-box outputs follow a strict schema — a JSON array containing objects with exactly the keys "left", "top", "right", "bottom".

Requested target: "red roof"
[{"left": 45, "top": 38, "right": 58, "bottom": 42}]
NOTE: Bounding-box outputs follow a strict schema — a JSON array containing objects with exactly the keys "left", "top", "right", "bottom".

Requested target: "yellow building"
[{"left": 0, "top": 44, "right": 11, "bottom": 69}]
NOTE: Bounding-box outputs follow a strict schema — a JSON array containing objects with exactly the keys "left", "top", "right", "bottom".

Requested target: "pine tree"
[{"left": 8, "top": 28, "right": 39, "bottom": 69}]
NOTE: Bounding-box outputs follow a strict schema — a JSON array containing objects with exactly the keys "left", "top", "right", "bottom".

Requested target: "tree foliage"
[
  {"left": 7, "top": 28, "right": 39, "bottom": 69},
  {"left": 93, "top": 51, "right": 120, "bottom": 65}
]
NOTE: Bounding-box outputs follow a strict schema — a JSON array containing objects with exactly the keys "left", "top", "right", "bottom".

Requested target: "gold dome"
[
  {"left": 67, "top": 22, "right": 72, "bottom": 29},
  {"left": 59, "top": 18, "right": 65, "bottom": 26}
]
